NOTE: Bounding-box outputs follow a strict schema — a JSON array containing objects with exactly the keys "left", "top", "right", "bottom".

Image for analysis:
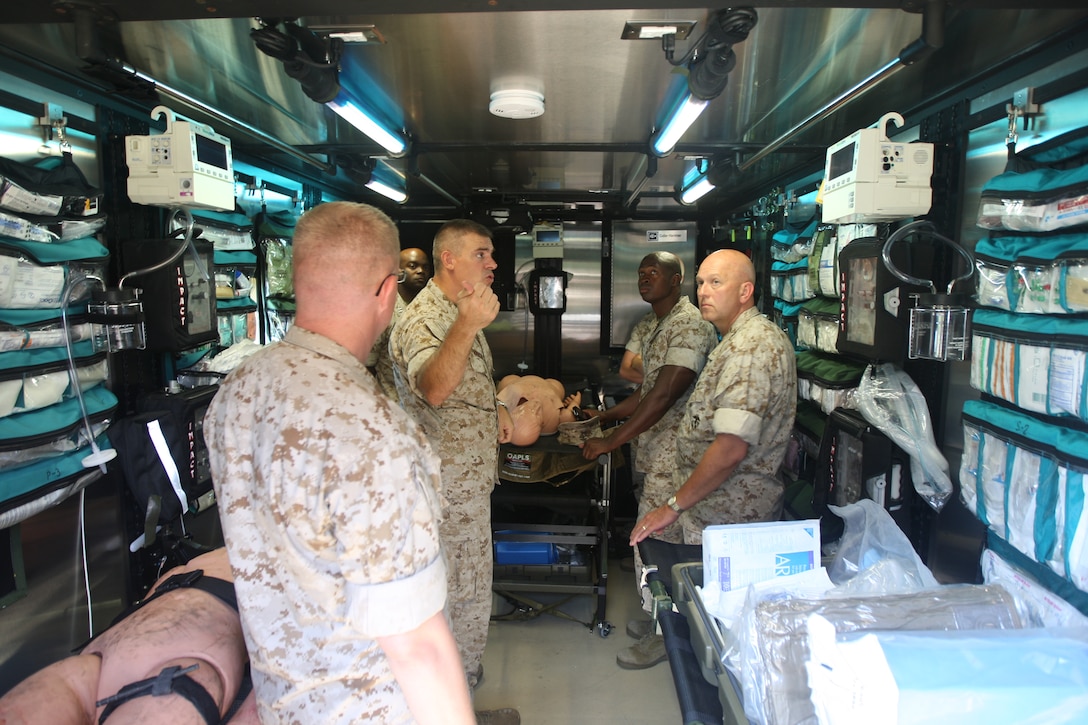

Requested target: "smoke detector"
[{"left": 490, "top": 89, "right": 545, "bottom": 119}]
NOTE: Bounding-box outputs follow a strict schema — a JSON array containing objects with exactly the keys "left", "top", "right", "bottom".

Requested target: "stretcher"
[
  {"left": 637, "top": 538, "right": 741, "bottom": 725},
  {"left": 492, "top": 427, "right": 614, "bottom": 637}
]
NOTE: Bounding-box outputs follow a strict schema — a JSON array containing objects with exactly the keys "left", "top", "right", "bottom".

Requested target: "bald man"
[
  {"left": 368, "top": 247, "right": 433, "bottom": 400},
  {"left": 578, "top": 252, "right": 717, "bottom": 670},
  {"left": 204, "top": 202, "right": 472, "bottom": 725},
  {"left": 630, "top": 249, "right": 796, "bottom": 543}
]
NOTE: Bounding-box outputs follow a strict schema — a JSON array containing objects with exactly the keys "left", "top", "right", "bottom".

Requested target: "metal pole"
[
  {"left": 414, "top": 171, "right": 462, "bottom": 208},
  {"left": 108, "top": 60, "right": 334, "bottom": 173},
  {"left": 738, "top": 58, "right": 905, "bottom": 173}
]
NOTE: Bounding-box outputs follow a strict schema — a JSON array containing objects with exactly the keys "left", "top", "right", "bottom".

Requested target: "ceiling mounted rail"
[
  {"left": 70, "top": 8, "right": 333, "bottom": 174},
  {"left": 737, "top": 0, "right": 945, "bottom": 174}
]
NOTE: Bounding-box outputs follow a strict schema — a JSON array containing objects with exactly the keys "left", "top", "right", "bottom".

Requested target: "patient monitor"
[
  {"left": 821, "top": 112, "right": 933, "bottom": 224},
  {"left": 125, "top": 106, "right": 235, "bottom": 211}
]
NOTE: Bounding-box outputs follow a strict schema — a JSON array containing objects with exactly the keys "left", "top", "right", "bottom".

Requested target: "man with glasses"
[{"left": 205, "top": 202, "right": 472, "bottom": 725}]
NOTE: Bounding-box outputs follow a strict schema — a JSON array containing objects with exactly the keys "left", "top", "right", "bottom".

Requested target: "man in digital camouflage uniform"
[
  {"left": 204, "top": 202, "right": 473, "bottom": 725},
  {"left": 580, "top": 251, "right": 718, "bottom": 670},
  {"left": 390, "top": 218, "right": 520, "bottom": 725},
  {"left": 367, "top": 247, "right": 432, "bottom": 400},
  {"left": 630, "top": 249, "right": 797, "bottom": 550}
]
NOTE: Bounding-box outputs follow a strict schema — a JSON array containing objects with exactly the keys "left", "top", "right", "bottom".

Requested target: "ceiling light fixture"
[
  {"left": 252, "top": 19, "right": 409, "bottom": 157},
  {"left": 366, "top": 160, "right": 408, "bottom": 204},
  {"left": 678, "top": 161, "right": 715, "bottom": 205},
  {"left": 676, "top": 159, "right": 736, "bottom": 205},
  {"left": 327, "top": 89, "right": 408, "bottom": 156},
  {"left": 647, "top": 7, "right": 758, "bottom": 158},
  {"left": 652, "top": 94, "right": 710, "bottom": 157}
]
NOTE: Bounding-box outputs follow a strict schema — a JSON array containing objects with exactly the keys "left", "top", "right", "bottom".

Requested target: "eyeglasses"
[{"left": 374, "top": 270, "right": 407, "bottom": 297}]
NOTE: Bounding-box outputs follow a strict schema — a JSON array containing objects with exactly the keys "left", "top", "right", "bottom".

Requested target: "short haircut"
[
  {"left": 433, "top": 218, "right": 493, "bottom": 261},
  {"left": 642, "top": 251, "right": 684, "bottom": 280},
  {"left": 293, "top": 201, "right": 399, "bottom": 290}
]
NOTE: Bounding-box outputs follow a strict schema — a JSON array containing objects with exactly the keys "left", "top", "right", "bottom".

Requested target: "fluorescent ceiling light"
[
  {"left": 678, "top": 167, "right": 713, "bottom": 204},
  {"left": 327, "top": 89, "right": 407, "bottom": 156},
  {"left": 650, "top": 93, "right": 709, "bottom": 157},
  {"left": 365, "top": 161, "right": 408, "bottom": 204},
  {"left": 366, "top": 178, "right": 407, "bottom": 204}
]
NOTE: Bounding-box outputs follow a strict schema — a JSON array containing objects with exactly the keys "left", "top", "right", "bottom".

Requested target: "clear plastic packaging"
[{"left": 854, "top": 363, "right": 952, "bottom": 511}]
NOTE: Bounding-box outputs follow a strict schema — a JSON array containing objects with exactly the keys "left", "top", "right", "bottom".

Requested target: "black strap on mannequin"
[{"left": 96, "top": 664, "right": 220, "bottom": 725}]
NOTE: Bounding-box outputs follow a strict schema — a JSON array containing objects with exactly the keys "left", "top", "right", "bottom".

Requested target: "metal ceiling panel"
[{"left": 0, "top": 6, "right": 1086, "bottom": 214}]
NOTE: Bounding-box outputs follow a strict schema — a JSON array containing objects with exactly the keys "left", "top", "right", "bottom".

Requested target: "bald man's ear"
[{"left": 739, "top": 280, "right": 756, "bottom": 302}]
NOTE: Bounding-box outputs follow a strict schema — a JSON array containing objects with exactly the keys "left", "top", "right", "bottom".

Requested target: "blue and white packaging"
[{"left": 702, "top": 519, "right": 822, "bottom": 594}]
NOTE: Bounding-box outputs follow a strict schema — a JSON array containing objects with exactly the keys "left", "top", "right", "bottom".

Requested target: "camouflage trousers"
[
  {"left": 440, "top": 496, "right": 493, "bottom": 689},
  {"left": 632, "top": 469, "right": 684, "bottom": 604}
]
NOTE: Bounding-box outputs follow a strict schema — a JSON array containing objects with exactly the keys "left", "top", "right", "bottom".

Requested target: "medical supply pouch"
[
  {"left": 122, "top": 238, "right": 216, "bottom": 352},
  {"left": 974, "top": 231, "right": 1088, "bottom": 314},
  {"left": 797, "top": 296, "right": 842, "bottom": 354},
  {"left": 0, "top": 383, "right": 116, "bottom": 472},
  {"left": 0, "top": 208, "right": 106, "bottom": 244},
  {"left": 0, "top": 432, "right": 111, "bottom": 513},
  {"left": 771, "top": 258, "right": 814, "bottom": 303},
  {"left": 213, "top": 250, "right": 257, "bottom": 301},
  {"left": 138, "top": 385, "right": 218, "bottom": 502},
  {"left": 770, "top": 218, "right": 818, "bottom": 263},
  {"left": 174, "top": 208, "right": 254, "bottom": 251},
  {"left": 0, "top": 308, "right": 91, "bottom": 352},
  {"left": 970, "top": 308, "right": 1088, "bottom": 422},
  {"left": 0, "top": 237, "right": 108, "bottom": 309},
  {"left": 809, "top": 222, "right": 877, "bottom": 298},
  {"left": 0, "top": 152, "right": 102, "bottom": 219},
  {"left": 256, "top": 209, "right": 297, "bottom": 240},
  {"left": 960, "top": 398, "right": 1088, "bottom": 589},
  {"left": 977, "top": 126, "right": 1088, "bottom": 233},
  {"left": 773, "top": 298, "right": 802, "bottom": 348},
  {"left": 0, "top": 339, "right": 107, "bottom": 418},
  {"left": 794, "top": 351, "right": 866, "bottom": 415},
  {"left": 264, "top": 297, "right": 295, "bottom": 342},
  {"left": 112, "top": 409, "right": 191, "bottom": 525},
  {"left": 217, "top": 300, "right": 257, "bottom": 347}
]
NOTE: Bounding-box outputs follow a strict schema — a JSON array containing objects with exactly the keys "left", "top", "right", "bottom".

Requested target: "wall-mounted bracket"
[{"left": 1006, "top": 87, "right": 1041, "bottom": 146}]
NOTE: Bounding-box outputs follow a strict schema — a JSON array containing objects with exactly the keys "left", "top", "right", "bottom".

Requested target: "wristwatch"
[{"left": 666, "top": 495, "right": 684, "bottom": 513}]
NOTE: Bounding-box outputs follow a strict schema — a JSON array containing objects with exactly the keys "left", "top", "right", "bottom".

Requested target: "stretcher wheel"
[{"left": 596, "top": 620, "right": 613, "bottom": 638}]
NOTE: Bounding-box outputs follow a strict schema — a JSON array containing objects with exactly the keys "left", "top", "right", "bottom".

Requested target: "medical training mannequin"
[
  {"left": 0, "top": 547, "right": 258, "bottom": 725},
  {"left": 496, "top": 374, "right": 582, "bottom": 446}
]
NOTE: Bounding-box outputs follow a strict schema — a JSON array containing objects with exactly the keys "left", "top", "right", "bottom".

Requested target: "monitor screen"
[
  {"left": 537, "top": 275, "right": 565, "bottom": 309},
  {"left": 535, "top": 229, "right": 561, "bottom": 243},
  {"left": 195, "top": 132, "right": 230, "bottom": 171},
  {"left": 828, "top": 142, "right": 855, "bottom": 182}
]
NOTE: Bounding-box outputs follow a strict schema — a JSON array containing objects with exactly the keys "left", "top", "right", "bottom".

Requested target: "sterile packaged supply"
[
  {"left": 973, "top": 232, "right": 1088, "bottom": 315},
  {"left": 806, "top": 614, "right": 1088, "bottom": 725},
  {"left": 970, "top": 308, "right": 1088, "bottom": 422},
  {"left": 980, "top": 548, "right": 1088, "bottom": 629},
  {"left": 771, "top": 259, "right": 814, "bottom": 303},
  {"left": 702, "top": 518, "right": 821, "bottom": 596},
  {"left": 740, "top": 583, "right": 1021, "bottom": 725},
  {"left": 961, "top": 398, "right": 1088, "bottom": 589},
  {"left": 697, "top": 565, "right": 834, "bottom": 634}
]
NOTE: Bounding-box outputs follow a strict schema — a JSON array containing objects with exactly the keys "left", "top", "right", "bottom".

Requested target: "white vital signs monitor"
[
  {"left": 126, "top": 106, "right": 235, "bottom": 211},
  {"left": 821, "top": 111, "right": 933, "bottom": 224}
]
